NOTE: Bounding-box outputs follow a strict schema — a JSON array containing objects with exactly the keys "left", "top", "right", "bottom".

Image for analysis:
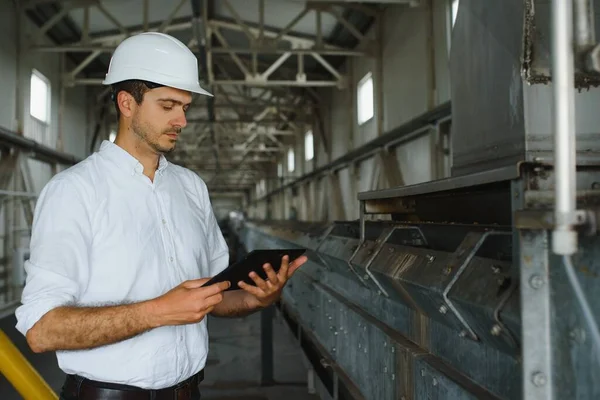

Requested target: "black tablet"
[{"left": 203, "top": 248, "right": 307, "bottom": 291}]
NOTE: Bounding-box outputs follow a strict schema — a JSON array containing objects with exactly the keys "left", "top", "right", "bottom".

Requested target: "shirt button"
[
  {"left": 162, "top": 219, "right": 167, "bottom": 225},
  {"left": 170, "top": 257, "right": 174, "bottom": 262}
]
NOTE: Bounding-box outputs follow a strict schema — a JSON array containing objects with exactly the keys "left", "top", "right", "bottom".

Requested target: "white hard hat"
[{"left": 103, "top": 32, "right": 212, "bottom": 96}]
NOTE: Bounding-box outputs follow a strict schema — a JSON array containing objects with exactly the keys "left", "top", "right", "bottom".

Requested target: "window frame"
[
  {"left": 304, "top": 129, "right": 314, "bottom": 161},
  {"left": 30, "top": 69, "right": 51, "bottom": 124},
  {"left": 451, "top": 0, "right": 459, "bottom": 28},
  {"left": 357, "top": 72, "right": 374, "bottom": 126},
  {"left": 287, "top": 148, "right": 295, "bottom": 172}
]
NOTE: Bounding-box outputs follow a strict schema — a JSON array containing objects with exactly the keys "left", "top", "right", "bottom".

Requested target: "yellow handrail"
[{"left": 0, "top": 329, "right": 57, "bottom": 399}]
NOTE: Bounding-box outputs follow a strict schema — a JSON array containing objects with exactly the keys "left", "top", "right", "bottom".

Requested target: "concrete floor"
[{"left": 0, "top": 309, "right": 319, "bottom": 400}]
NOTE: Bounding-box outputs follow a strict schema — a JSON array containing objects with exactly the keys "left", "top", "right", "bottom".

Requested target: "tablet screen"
[{"left": 203, "top": 248, "right": 307, "bottom": 291}]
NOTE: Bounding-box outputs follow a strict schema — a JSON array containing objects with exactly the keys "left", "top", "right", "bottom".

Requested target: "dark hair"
[{"left": 112, "top": 80, "right": 163, "bottom": 118}]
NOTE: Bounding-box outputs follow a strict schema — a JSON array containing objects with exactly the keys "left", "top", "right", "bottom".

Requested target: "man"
[{"left": 15, "top": 32, "right": 307, "bottom": 400}]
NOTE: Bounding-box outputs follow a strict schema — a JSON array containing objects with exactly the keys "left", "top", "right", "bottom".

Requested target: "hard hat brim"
[
  {"left": 102, "top": 77, "right": 213, "bottom": 97},
  {"left": 166, "top": 81, "right": 213, "bottom": 97}
]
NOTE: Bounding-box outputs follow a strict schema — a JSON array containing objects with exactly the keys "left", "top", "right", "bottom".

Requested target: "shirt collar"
[{"left": 100, "top": 140, "right": 169, "bottom": 176}]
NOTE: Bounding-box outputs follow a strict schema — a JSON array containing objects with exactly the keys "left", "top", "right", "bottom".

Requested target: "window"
[
  {"left": 304, "top": 130, "right": 314, "bottom": 161},
  {"left": 451, "top": 0, "right": 459, "bottom": 28},
  {"left": 30, "top": 70, "right": 50, "bottom": 123},
  {"left": 256, "top": 179, "right": 266, "bottom": 196},
  {"left": 357, "top": 72, "right": 374, "bottom": 125},
  {"left": 109, "top": 129, "right": 117, "bottom": 142},
  {"left": 287, "top": 148, "right": 295, "bottom": 172}
]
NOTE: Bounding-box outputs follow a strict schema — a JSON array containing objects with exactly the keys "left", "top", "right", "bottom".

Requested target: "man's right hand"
[{"left": 149, "top": 279, "right": 230, "bottom": 327}]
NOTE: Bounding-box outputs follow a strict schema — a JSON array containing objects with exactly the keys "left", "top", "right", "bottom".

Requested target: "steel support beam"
[
  {"left": 251, "top": 102, "right": 451, "bottom": 204},
  {"left": 30, "top": 45, "right": 366, "bottom": 57},
  {"left": 0, "top": 126, "right": 81, "bottom": 166},
  {"left": 213, "top": 80, "right": 342, "bottom": 88}
]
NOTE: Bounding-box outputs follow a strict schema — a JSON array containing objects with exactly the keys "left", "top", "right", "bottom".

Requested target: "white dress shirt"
[{"left": 15, "top": 140, "right": 229, "bottom": 389}]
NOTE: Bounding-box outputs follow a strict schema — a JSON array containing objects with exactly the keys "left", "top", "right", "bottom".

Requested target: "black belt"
[{"left": 60, "top": 370, "right": 204, "bottom": 400}]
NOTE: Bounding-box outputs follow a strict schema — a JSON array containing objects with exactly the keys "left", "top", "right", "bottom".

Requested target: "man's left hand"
[{"left": 238, "top": 254, "right": 308, "bottom": 308}]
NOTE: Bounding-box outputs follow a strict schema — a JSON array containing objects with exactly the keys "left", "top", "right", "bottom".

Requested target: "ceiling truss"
[{"left": 22, "top": 0, "right": 382, "bottom": 194}]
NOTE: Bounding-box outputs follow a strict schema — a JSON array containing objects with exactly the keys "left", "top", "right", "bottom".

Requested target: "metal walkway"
[{"left": 0, "top": 309, "right": 319, "bottom": 400}]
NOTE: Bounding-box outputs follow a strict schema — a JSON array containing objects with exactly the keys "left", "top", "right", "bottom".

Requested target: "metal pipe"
[
  {"left": 0, "top": 190, "right": 37, "bottom": 198},
  {"left": 552, "top": 0, "right": 578, "bottom": 255},
  {"left": 0, "top": 126, "right": 81, "bottom": 166},
  {"left": 0, "top": 330, "right": 58, "bottom": 399}
]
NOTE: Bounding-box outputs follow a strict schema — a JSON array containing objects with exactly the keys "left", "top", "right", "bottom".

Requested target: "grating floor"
[{"left": 0, "top": 308, "right": 319, "bottom": 400}]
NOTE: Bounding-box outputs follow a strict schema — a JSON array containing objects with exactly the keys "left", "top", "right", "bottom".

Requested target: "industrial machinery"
[{"left": 231, "top": 1, "right": 600, "bottom": 399}]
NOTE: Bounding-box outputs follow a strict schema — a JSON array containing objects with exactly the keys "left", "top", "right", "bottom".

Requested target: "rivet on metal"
[
  {"left": 363, "top": 274, "right": 369, "bottom": 280},
  {"left": 391, "top": 374, "right": 395, "bottom": 381},
  {"left": 491, "top": 324, "right": 502, "bottom": 336},
  {"left": 529, "top": 275, "right": 544, "bottom": 289},
  {"left": 384, "top": 367, "right": 388, "bottom": 373},
  {"left": 432, "top": 378, "right": 438, "bottom": 387},
  {"left": 391, "top": 347, "right": 395, "bottom": 353},
  {"left": 420, "top": 369, "right": 426, "bottom": 377},
  {"left": 439, "top": 305, "right": 448, "bottom": 314},
  {"left": 459, "top": 330, "right": 467, "bottom": 338},
  {"left": 532, "top": 372, "right": 547, "bottom": 387}
]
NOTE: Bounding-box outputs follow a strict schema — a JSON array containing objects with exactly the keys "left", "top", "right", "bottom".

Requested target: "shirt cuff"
[{"left": 14, "top": 296, "right": 72, "bottom": 336}]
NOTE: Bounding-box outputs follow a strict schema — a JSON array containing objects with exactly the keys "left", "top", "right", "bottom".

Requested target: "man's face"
[{"left": 130, "top": 86, "right": 192, "bottom": 154}]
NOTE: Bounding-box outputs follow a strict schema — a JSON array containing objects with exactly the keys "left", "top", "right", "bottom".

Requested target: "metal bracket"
[
  {"left": 361, "top": 225, "right": 429, "bottom": 297},
  {"left": 442, "top": 230, "right": 511, "bottom": 341},
  {"left": 362, "top": 226, "right": 396, "bottom": 297},
  {"left": 346, "top": 244, "right": 369, "bottom": 287},
  {"left": 313, "top": 224, "right": 336, "bottom": 272},
  {"left": 346, "top": 201, "right": 369, "bottom": 287},
  {"left": 492, "top": 275, "right": 520, "bottom": 353}
]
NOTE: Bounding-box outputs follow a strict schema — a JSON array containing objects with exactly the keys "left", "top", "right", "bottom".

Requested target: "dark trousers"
[{"left": 59, "top": 371, "right": 202, "bottom": 400}]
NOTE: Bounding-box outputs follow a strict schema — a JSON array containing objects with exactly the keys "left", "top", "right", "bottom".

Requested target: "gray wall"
[
  {"left": 0, "top": 4, "right": 92, "bottom": 304},
  {"left": 248, "top": 0, "right": 454, "bottom": 221},
  {"left": 0, "top": 4, "right": 90, "bottom": 162},
  {"left": 0, "top": 3, "right": 91, "bottom": 198}
]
